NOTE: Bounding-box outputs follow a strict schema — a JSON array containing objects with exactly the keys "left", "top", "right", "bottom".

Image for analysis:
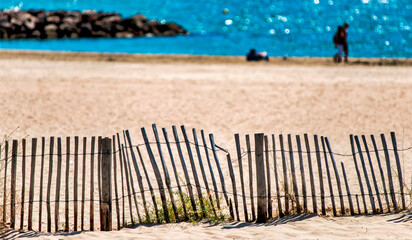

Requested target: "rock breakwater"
[{"left": 0, "top": 10, "right": 188, "bottom": 39}]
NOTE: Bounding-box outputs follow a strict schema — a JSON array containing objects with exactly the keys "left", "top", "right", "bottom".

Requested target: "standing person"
[
  {"left": 333, "top": 22, "right": 349, "bottom": 63},
  {"left": 342, "top": 22, "right": 349, "bottom": 63},
  {"left": 333, "top": 26, "right": 345, "bottom": 63}
]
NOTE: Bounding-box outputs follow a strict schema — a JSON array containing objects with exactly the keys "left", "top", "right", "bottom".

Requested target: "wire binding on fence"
[
  {"left": 0, "top": 139, "right": 228, "bottom": 162},
  {"left": 2, "top": 145, "right": 412, "bottom": 163},
  {"left": 14, "top": 183, "right": 411, "bottom": 205}
]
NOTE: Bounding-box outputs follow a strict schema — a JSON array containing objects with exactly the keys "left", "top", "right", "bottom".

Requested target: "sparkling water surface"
[{"left": 1, "top": 0, "right": 411, "bottom": 57}]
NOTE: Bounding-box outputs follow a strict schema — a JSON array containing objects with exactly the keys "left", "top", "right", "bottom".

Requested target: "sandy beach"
[
  {"left": 0, "top": 50, "right": 411, "bottom": 239},
  {"left": 3, "top": 212, "right": 411, "bottom": 240}
]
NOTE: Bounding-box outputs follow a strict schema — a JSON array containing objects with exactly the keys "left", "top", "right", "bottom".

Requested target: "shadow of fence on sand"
[
  {"left": 0, "top": 229, "right": 83, "bottom": 240},
  {"left": 220, "top": 213, "right": 315, "bottom": 229},
  {"left": 387, "top": 210, "right": 412, "bottom": 223}
]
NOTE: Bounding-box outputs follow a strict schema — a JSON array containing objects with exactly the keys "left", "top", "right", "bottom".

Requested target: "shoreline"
[{"left": 1, "top": 49, "right": 412, "bottom": 66}]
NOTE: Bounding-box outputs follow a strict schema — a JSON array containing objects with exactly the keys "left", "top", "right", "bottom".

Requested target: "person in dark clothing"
[
  {"left": 333, "top": 23, "right": 349, "bottom": 63},
  {"left": 246, "top": 49, "right": 269, "bottom": 61},
  {"left": 333, "top": 26, "right": 345, "bottom": 63},
  {"left": 343, "top": 22, "right": 349, "bottom": 62}
]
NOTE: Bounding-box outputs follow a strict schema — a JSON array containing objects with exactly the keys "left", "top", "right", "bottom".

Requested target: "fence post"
[
  {"left": 350, "top": 135, "right": 367, "bottom": 214},
  {"left": 390, "top": 132, "right": 405, "bottom": 210},
  {"left": 20, "top": 139, "right": 26, "bottom": 230},
  {"left": 371, "top": 135, "right": 390, "bottom": 212},
  {"left": 288, "top": 134, "right": 301, "bottom": 214},
  {"left": 46, "top": 137, "right": 54, "bottom": 232},
  {"left": 10, "top": 140, "right": 18, "bottom": 229},
  {"left": 2, "top": 141, "right": 9, "bottom": 227},
  {"left": 255, "top": 133, "right": 267, "bottom": 223},
  {"left": 321, "top": 136, "right": 336, "bottom": 216},
  {"left": 264, "top": 136, "right": 272, "bottom": 219},
  {"left": 341, "top": 162, "right": 354, "bottom": 216},
  {"left": 381, "top": 134, "right": 397, "bottom": 211},
  {"left": 235, "top": 134, "right": 248, "bottom": 222},
  {"left": 279, "top": 134, "right": 289, "bottom": 215},
  {"left": 246, "top": 135, "right": 256, "bottom": 221},
  {"left": 304, "top": 134, "right": 317, "bottom": 214},
  {"left": 296, "top": 135, "right": 307, "bottom": 213},
  {"left": 101, "top": 137, "right": 112, "bottom": 231},
  {"left": 28, "top": 138, "right": 37, "bottom": 231},
  {"left": 272, "top": 134, "right": 283, "bottom": 218},
  {"left": 314, "top": 135, "right": 326, "bottom": 215}
]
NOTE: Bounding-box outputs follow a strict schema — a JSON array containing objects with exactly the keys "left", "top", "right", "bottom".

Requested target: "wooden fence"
[{"left": 0, "top": 125, "right": 410, "bottom": 232}]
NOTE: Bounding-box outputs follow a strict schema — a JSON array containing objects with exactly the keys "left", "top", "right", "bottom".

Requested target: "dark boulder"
[
  {"left": 21, "top": 12, "right": 38, "bottom": 30},
  {"left": 26, "top": 10, "right": 45, "bottom": 16},
  {"left": 30, "top": 30, "right": 42, "bottom": 38},
  {"left": 62, "top": 15, "right": 81, "bottom": 26},
  {"left": 44, "top": 23, "right": 58, "bottom": 38},
  {"left": 122, "top": 14, "right": 149, "bottom": 32},
  {"left": 81, "top": 10, "right": 98, "bottom": 23},
  {"left": 46, "top": 15, "right": 61, "bottom": 24},
  {"left": 79, "top": 22, "right": 93, "bottom": 37},
  {"left": 92, "top": 20, "right": 113, "bottom": 34},
  {"left": 91, "top": 30, "right": 109, "bottom": 38},
  {"left": 59, "top": 22, "right": 77, "bottom": 37},
  {"left": 166, "top": 22, "right": 187, "bottom": 34},
  {"left": 0, "top": 22, "right": 12, "bottom": 38},
  {"left": 115, "top": 31, "right": 134, "bottom": 38},
  {"left": 97, "top": 13, "right": 121, "bottom": 23}
]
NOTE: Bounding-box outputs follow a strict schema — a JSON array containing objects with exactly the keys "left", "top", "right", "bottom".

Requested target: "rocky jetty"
[{"left": 0, "top": 10, "right": 188, "bottom": 39}]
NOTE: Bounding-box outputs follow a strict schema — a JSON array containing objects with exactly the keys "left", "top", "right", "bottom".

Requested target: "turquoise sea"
[{"left": 1, "top": 0, "right": 411, "bottom": 58}]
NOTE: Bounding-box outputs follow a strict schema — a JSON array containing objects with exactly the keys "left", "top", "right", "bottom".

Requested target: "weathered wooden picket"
[{"left": 0, "top": 126, "right": 410, "bottom": 232}]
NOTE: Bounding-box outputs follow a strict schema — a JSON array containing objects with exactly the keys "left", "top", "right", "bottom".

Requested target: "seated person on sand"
[{"left": 246, "top": 49, "right": 269, "bottom": 61}]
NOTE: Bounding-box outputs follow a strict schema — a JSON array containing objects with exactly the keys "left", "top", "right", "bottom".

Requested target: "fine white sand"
[
  {"left": 0, "top": 51, "right": 411, "bottom": 239},
  {"left": 3, "top": 211, "right": 411, "bottom": 239}
]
